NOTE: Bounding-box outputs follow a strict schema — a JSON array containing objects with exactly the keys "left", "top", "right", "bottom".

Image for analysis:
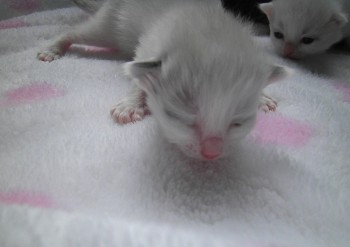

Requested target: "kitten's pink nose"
[
  {"left": 200, "top": 137, "right": 223, "bottom": 160},
  {"left": 283, "top": 42, "right": 295, "bottom": 57}
]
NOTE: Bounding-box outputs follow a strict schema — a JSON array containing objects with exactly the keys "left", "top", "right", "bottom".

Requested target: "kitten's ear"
[
  {"left": 123, "top": 59, "right": 162, "bottom": 93},
  {"left": 330, "top": 12, "right": 348, "bottom": 27},
  {"left": 259, "top": 3, "right": 274, "bottom": 20},
  {"left": 267, "top": 65, "right": 293, "bottom": 85}
]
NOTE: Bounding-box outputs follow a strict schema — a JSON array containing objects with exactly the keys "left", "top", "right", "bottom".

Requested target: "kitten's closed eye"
[
  {"left": 229, "top": 115, "right": 255, "bottom": 129},
  {"left": 274, "top": 31, "right": 284, "bottom": 40},
  {"left": 229, "top": 122, "right": 242, "bottom": 128},
  {"left": 164, "top": 108, "right": 195, "bottom": 127},
  {"left": 164, "top": 109, "right": 179, "bottom": 119},
  {"left": 301, "top": 37, "right": 315, "bottom": 45}
]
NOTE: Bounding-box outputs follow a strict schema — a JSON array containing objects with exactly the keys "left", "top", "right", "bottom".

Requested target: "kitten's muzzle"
[
  {"left": 200, "top": 137, "right": 223, "bottom": 160},
  {"left": 283, "top": 42, "right": 296, "bottom": 58}
]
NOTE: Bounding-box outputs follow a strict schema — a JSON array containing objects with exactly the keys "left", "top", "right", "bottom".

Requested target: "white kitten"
[
  {"left": 260, "top": 0, "right": 350, "bottom": 58},
  {"left": 38, "top": 0, "right": 289, "bottom": 160}
]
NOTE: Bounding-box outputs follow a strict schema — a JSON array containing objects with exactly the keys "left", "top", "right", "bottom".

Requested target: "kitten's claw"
[
  {"left": 259, "top": 94, "right": 277, "bottom": 112},
  {"left": 110, "top": 103, "right": 149, "bottom": 124},
  {"left": 37, "top": 49, "right": 62, "bottom": 62}
]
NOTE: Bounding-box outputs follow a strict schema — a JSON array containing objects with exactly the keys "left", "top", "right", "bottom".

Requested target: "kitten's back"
[
  {"left": 135, "top": 2, "right": 267, "bottom": 110},
  {"left": 135, "top": 2, "right": 263, "bottom": 75}
]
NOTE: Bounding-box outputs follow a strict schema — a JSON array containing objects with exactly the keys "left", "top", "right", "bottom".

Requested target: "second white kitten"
[{"left": 260, "top": 0, "right": 350, "bottom": 58}]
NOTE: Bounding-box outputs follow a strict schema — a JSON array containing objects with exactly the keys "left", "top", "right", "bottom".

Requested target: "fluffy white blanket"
[{"left": 0, "top": 6, "right": 349, "bottom": 247}]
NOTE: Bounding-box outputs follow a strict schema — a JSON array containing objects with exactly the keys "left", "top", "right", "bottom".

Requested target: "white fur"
[
  {"left": 260, "top": 0, "right": 350, "bottom": 58},
  {"left": 2, "top": 8, "right": 350, "bottom": 246},
  {"left": 37, "top": 0, "right": 288, "bottom": 160}
]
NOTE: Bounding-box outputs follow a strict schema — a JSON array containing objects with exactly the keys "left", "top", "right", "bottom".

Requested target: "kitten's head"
[
  {"left": 259, "top": 0, "right": 348, "bottom": 58},
  {"left": 124, "top": 54, "right": 289, "bottom": 161}
]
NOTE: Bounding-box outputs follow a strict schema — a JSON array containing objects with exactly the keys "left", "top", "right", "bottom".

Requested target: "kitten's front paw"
[
  {"left": 37, "top": 48, "right": 63, "bottom": 62},
  {"left": 110, "top": 101, "right": 150, "bottom": 124},
  {"left": 259, "top": 94, "right": 277, "bottom": 112}
]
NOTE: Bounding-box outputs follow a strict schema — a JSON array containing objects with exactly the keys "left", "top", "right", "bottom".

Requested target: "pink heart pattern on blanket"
[
  {"left": 4, "top": 0, "right": 40, "bottom": 11},
  {"left": 0, "top": 19, "right": 29, "bottom": 29},
  {"left": 333, "top": 81, "right": 350, "bottom": 103},
  {"left": 252, "top": 113, "right": 314, "bottom": 147},
  {"left": 0, "top": 191, "right": 54, "bottom": 209},
  {"left": 0, "top": 82, "right": 65, "bottom": 107}
]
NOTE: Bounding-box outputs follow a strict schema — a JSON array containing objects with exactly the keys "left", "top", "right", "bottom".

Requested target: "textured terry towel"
[{"left": 0, "top": 6, "right": 350, "bottom": 247}]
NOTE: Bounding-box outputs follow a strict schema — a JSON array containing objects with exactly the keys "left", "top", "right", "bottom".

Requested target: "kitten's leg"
[
  {"left": 37, "top": 5, "right": 113, "bottom": 62},
  {"left": 110, "top": 87, "right": 150, "bottom": 124},
  {"left": 259, "top": 92, "right": 277, "bottom": 112}
]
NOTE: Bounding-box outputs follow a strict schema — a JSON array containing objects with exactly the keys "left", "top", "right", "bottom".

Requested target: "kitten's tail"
[{"left": 72, "top": 0, "right": 104, "bottom": 14}]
